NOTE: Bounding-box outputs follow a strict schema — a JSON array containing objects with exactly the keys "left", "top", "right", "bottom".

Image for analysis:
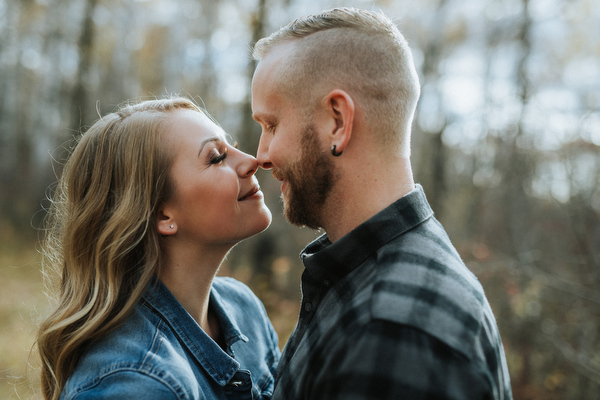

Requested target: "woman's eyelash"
[{"left": 210, "top": 147, "right": 228, "bottom": 164}]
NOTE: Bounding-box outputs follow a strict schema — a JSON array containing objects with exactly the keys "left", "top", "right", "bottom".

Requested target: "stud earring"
[
  {"left": 331, "top": 145, "right": 343, "bottom": 157},
  {"left": 170, "top": 224, "right": 174, "bottom": 229}
]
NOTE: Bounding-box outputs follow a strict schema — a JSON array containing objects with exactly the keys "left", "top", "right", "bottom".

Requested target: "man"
[{"left": 251, "top": 7, "right": 512, "bottom": 400}]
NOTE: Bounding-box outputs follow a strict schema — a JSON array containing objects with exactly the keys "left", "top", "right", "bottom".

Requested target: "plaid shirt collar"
[{"left": 299, "top": 184, "right": 433, "bottom": 285}]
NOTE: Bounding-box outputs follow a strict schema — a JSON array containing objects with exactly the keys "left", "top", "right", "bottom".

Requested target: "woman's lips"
[{"left": 238, "top": 185, "right": 261, "bottom": 201}]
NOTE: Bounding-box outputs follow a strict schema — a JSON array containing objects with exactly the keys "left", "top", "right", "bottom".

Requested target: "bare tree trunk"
[
  {"left": 414, "top": 0, "right": 449, "bottom": 220},
  {"left": 429, "top": 126, "right": 447, "bottom": 219},
  {"left": 0, "top": 1, "right": 39, "bottom": 235},
  {"left": 196, "top": 0, "right": 219, "bottom": 107},
  {"left": 238, "top": 0, "right": 266, "bottom": 153},
  {"left": 227, "top": 0, "right": 277, "bottom": 290},
  {"left": 69, "top": 0, "right": 99, "bottom": 136},
  {"left": 503, "top": 0, "right": 534, "bottom": 257}
]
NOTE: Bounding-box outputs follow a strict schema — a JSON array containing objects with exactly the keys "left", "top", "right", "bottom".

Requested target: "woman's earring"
[
  {"left": 170, "top": 224, "right": 174, "bottom": 229},
  {"left": 331, "top": 145, "right": 343, "bottom": 157}
]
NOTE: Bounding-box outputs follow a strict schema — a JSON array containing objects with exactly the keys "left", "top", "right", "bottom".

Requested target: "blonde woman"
[{"left": 37, "top": 97, "right": 280, "bottom": 400}]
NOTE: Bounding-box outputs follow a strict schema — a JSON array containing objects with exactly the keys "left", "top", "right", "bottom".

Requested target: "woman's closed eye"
[{"left": 209, "top": 147, "right": 228, "bottom": 165}]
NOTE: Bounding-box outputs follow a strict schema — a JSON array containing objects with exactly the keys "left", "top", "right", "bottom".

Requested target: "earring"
[
  {"left": 170, "top": 224, "right": 174, "bottom": 229},
  {"left": 331, "top": 145, "right": 343, "bottom": 157}
]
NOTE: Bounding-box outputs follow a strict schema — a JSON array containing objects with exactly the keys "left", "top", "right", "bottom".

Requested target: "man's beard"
[{"left": 274, "top": 124, "right": 337, "bottom": 229}]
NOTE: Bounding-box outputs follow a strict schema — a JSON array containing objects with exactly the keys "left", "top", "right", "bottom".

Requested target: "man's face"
[
  {"left": 272, "top": 123, "right": 336, "bottom": 229},
  {"left": 252, "top": 45, "right": 336, "bottom": 229}
]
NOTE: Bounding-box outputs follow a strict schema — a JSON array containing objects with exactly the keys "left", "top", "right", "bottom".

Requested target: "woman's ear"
[
  {"left": 321, "top": 89, "right": 354, "bottom": 154},
  {"left": 156, "top": 209, "right": 176, "bottom": 236}
]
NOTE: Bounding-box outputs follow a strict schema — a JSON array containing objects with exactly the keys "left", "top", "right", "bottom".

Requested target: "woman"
[{"left": 37, "top": 97, "right": 280, "bottom": 400}]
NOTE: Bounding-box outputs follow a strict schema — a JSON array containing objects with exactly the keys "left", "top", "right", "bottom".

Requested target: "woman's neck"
[{"left": 157, "top": 243, "right": 229, "bottom": 343}]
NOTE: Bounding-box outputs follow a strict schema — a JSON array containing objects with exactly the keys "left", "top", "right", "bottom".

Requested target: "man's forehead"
[
  {"left": 259, "top": 40, "right": 298, "bottom": 63},
  {"left": 253, "top": 42, "right": 298, "bottom": 83},
  {"left": 251, "top": 73, "right": 284, "bottom": 118}
]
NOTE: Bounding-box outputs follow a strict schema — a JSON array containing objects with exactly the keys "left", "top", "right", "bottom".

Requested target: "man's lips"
[
  {"left": 272, "top": 169, "right": 294, "bottom": 196},
  {"left": 238, "top": 185, "right": 261, "bottom": 201},
  {"left": 272, "top": 171, "right": 288, "bottom": 193}
]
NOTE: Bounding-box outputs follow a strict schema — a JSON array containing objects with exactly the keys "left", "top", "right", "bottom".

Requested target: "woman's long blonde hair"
[{"left": 37, "top": 97, "right": 202, "bottom": 400}]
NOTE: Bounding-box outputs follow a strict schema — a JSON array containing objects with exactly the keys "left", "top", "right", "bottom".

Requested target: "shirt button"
[
  {"left": 323, "top": 280, "right": 331, "bottom": 287},
  {"left": 304, "top": 302, "right": 313, "bottom": 312}
]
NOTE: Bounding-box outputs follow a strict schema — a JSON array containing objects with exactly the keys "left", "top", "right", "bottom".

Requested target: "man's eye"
[{"left": 266, "top": 124, "right": 276, "bottom": 134}]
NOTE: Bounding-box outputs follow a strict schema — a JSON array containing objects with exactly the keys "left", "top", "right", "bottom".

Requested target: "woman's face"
[{"left": 160, "top": 108, "right": 271, "bottom": 247}]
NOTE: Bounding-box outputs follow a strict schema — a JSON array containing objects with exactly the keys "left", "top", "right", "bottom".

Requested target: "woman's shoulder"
[
  {"left": 62, "top": 366, "right": 185, "bottom": 400},
  {"left": 62, "top": 305, "right": 195, "bottom": 399},
  {"left": 212, "top": 276, "right": 261, "bottom": 305},
  {"left": 211, "top": 277, "right": 275, "bottom": 338},
  {"left": 212, "top": 275, "right": 250, "bottom": 290}
]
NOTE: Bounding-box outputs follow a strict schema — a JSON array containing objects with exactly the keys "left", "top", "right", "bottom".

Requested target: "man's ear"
[
  {"left": 322, "top": 89, "right": 354, "bottom": 154},
  {"left": 156, "top": 208, "right": 176, "bottom": 236}
]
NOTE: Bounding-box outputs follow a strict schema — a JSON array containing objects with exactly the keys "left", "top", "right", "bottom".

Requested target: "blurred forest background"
[{"left": 0, "top": 0, "right": 598, "bottom": 398}]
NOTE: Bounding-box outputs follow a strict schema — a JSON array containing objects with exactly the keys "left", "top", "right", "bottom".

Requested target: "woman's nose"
[{"left": 237, "top": 150, "right": 259, "bottom": 177}]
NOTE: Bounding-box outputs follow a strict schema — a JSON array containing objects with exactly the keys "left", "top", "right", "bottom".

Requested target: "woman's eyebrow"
[{"left": 198, "top": 137, "right": 221, "bottom": 157}]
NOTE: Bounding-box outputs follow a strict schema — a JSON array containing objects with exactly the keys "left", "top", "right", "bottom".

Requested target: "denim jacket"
[{"left": 61, "top": 277, "right": 280, "bottom": 399}]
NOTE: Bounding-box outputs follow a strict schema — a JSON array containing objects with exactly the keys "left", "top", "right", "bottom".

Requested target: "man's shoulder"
[{"left": 368, "top": 220, "right": 491, "bottom": 358}]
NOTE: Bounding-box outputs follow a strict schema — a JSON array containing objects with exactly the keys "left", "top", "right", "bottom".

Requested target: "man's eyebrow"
[{"left": 252, "top": 112, "right": 274, "bottom": 123}]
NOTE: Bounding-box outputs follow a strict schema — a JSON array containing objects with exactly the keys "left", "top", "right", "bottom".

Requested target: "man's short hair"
[{"left": 253, "top": 7, "right": 420, "bottom": 156}]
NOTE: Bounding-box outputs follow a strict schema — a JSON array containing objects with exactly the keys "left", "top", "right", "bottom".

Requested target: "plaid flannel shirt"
[{"left": 272, "top": 185, "right": 512, "bottom": 400}]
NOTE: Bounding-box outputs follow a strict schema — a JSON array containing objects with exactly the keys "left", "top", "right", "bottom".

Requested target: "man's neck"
[{"left": 323, "top": 157, "right": 415, "bottom": 243}]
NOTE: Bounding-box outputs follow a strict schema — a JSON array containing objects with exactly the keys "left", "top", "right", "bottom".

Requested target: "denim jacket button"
[{"left": 304, "top": 302, "right": 313, "bottom": 312}]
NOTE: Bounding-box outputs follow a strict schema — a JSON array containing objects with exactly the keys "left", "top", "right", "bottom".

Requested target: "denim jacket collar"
[{"left": 141, "top": 277, "right": 249, "bottom": 386}]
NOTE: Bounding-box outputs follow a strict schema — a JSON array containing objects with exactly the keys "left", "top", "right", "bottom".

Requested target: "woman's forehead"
[{"left": 168, "top": 108, "right": 227, "bottom": 140}]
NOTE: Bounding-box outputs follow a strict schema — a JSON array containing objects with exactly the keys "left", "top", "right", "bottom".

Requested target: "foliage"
[{"left": 0, "top": 0, "right": 598, "bottom": 398}]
